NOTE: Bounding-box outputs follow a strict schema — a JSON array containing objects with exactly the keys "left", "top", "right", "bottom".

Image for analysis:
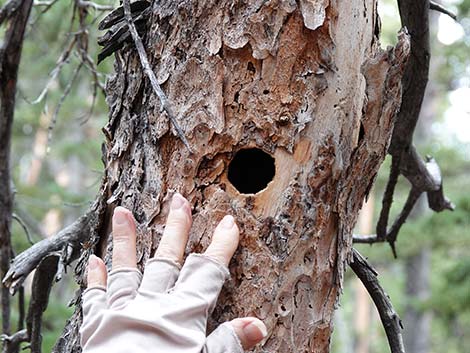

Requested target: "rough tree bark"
[
  {"left": 58, "top": 1, "right": 410, "bottom": 352},
  {"left": 7, "top": 1, "right": 412, "bottom": 352}
]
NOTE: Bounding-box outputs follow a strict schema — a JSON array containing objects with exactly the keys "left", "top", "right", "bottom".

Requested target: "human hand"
[{"left": 80, "top": 193, "right": 267, "bottom": 352}]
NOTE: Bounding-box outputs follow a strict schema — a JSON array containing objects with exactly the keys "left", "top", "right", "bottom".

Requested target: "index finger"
[
  {"left": 204, "top": 215, "right": 239, "bottom": 266},
  {"left": 172, "top": 215, "right": 239, "bottom": 297}
]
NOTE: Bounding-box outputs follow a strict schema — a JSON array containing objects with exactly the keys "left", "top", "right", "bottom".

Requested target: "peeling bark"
[{"left": 58, "top": 1, "right": 410, "bottom": 352}]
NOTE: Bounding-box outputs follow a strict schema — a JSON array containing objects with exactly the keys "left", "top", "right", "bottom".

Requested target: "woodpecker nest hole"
[{"left": 227, "top": 148, "right": 275, "bottom": 194}]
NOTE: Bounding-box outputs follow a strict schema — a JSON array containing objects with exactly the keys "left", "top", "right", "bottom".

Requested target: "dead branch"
[
  {"left": 27, "top": 255, "right": 60, "bottom": 353},
  {"left": 47, "top": 62, "right": 83, "bottom": 145},
  {"left": 0, "top": 329, "right": 28, "bottom": 353},
  {"left": 36, "top": 0, "right": 59, "bottom": 15},
  {"left": 17, "top": 287, "right": 25, "bottom": 331},
  {"left": 30, "top": 37, "right": 77, "bottom": 105},
  {"left": 0, "top": 0, "right": 34, "bottom": 337},
  {"left": 357, "top": 0, "right": 454, "bottom": 251},
  {"left": 3, "top": 212, "right": 93, "bottom": 295},
  {"left": 2, "top": 255, "right": 60, "bottom": 353},
  {"left": 387, "top": 188, "right": 422, "bottom": 257},
  {"left": 25, "top": 0, "right": 109, "bottom": 146},
  {"left": 350, "top": 249, "right": 405, "bottom": 353},
  {"left": 429, "top": 1, "right": 457, "bottom": 20},
  {"left": 75, "top": 3, "right": 106, "bottom": 124},
  {"left": 376, "top": 155, "right": 401, "bottom": 240},
  {"left": 122, "top": 0, "right": 191, "bottom": 150},
  {"left": 98, "top": 0, "right": 150, "bottom": 30}
]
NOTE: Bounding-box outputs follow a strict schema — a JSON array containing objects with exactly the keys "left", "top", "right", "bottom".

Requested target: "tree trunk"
[{"left": 56, "top": 1, "right": 410, "bottom": 352}]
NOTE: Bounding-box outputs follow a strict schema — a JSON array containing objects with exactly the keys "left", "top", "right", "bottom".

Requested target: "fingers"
[
  {"left": 139, "top": 193, "right": 191, "bottom": 294},
  {"left": 112, "top": 206, "right": 137, "bottom": 270},
  {"left": 229, "top": 318, "right": 267, "bottom": 350},
  {"left": 172, "top": 216, "right": 239, "bottom": 309},
  {"left": 87, "top": 255, "right": 107, "bottom": 289},
  {"left": 154, "top": 193, "right": 192, "bottom": 264},
  {"left": 108, "top": 206, "right": 141, "bottom": 308},
  {"left": 203, "top": 318, "right": 267, "bottom": 353},
  {"left": 204, "top": 215, "right": 239, "bottom": 266}
]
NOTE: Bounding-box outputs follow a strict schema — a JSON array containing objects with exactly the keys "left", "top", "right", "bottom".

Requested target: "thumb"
[
  {"left": 204, "top": 317, "right": 267, "bottom": 352},
  {"left": 229, "top": 317, "right": 267, "bottom": 350}
]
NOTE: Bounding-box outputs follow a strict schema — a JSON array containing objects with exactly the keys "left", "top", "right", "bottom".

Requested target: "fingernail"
[
  {"left": 114, "top": 208, "right": 129, "bottom": 225},
  {"left": 220, "top": 215, "right": 235, "bottom": 229},
  {"left": 244, "top": 319, "right": 268, "bottom": 339},
  {"left": 89, "top": 255, "right": 99, "bottom": 270},
  {"left": 171, "top": 193, "right": 186, "bottom": 210}
]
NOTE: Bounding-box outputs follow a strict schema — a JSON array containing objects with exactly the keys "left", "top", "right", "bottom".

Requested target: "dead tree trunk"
[
  {"left": 56, "top": 1, "right": 410, "bottom": 352},
  {"left": 85, "top": 1, "right": 409, "bottom": 351}
]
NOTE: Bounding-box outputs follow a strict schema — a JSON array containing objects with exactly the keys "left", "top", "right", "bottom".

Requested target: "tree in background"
[{"left": 0, "top": 1, "right": 466, "bottom": 353}]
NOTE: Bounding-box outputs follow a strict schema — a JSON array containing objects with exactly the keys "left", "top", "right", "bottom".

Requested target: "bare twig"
[
  {"left": 387, "top": 188, "right": 422, "bottom": 257},
  {"left": 429, "top": 1, "right": 457, "bottom": 20},
  {"left": 12, "top": 213, "right": 34, "bottom": 245},
  {"left": 30, "top": 38, "right": 77, "bottom": 105},
  {"left": 350, "top": 249, "right": 405, "bottom": 353},
  {"left": 47, "top": 62, "right": 83, "bottom": 146},
  {"left": 74, "top": 3, "right": 106, "bottom": 123},
  {"left": 377, "top": 155, "right": 401, "bottom": 240},
  {"left": 353, "top": 233, "right": 380, "bottom": 244},
  {"left": 27, "top": 0, "right": 107, "bottom": 137},
  {"left": 122, "top": 0, "right": 191, "bottom": 151},
  {"left": 35, "top": 0, "right": 59, "bottom": 14}
]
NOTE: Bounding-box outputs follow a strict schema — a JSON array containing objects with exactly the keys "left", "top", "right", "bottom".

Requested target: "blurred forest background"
[{"left": 0, "top": 0, "right": 468, "bottom": 352}]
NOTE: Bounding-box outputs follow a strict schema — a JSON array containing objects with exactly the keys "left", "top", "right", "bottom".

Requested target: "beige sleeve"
[{"left": 80, "top": 254, "right": 244, "bottom": 353}]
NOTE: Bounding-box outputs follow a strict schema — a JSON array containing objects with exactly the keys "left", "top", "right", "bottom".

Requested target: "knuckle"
[
  {"left": 155, "top": 245, "right": 180, "bottom": 261},
  {"left": 112, "top": 236, "right": 132, "bottom": 248}
]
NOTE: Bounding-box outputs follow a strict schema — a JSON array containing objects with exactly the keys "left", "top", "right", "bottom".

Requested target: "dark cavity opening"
[{"left": 227, "top": 148, "right": 275, "bottom": 194}]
